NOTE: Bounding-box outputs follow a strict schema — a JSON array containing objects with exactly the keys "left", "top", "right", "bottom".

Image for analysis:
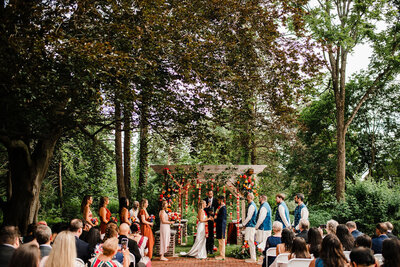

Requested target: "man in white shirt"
[
  {"left": 255, "top": 195, "right": 272, "bottom": 251},
  {"left": 243, "top": 193, "right": 258, "bottom": 263},
  {"left": 275, "top": 193, "right": 290, "bottom": 229},
  {"left": 293, "top": 193, "right": 309, "bottom": 232}
]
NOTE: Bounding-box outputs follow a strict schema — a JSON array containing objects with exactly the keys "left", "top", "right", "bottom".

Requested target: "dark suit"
[
  {"left": 351, "top": 229, "right": 363, "bottom": 239},
  {"left": 75, "top": 236, "right": 90, "bottom": 263},
  {"left": 0, "top": 244, "right": 15, "bottom": 267},
  {"left": 39, "top": 244, "right": 52, "bottom": 258},
  {"left": 118, "top": 235, "right": 141, "bottom": 266},
  {"left": 215, "top": 205, "right": 227, "bottom": 239},
  {"left": 204, "top": 196, "right": 218, "bottom": 253},
  {"left": 296, "top": 230, "right": 308, "bottom": 243}
]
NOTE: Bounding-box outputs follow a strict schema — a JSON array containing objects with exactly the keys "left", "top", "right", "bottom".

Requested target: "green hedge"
[{"left": 307, "top": 179, "right": 400, "bottom": 236}]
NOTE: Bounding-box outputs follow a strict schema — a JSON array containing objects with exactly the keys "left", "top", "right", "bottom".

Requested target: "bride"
[{"left": 183, "top": 200, "right": 210, "bottom": 259}]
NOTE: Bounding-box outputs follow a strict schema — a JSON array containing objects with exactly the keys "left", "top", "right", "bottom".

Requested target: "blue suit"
[
  {"left": 372, "top": 234, "right": 388, "bottom": 254},
  {"left": 215, "top": 205, "right": 227, "bottom": 239}
]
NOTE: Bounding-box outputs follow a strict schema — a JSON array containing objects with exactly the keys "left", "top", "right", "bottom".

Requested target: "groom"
[
  {"left": 214, "top": 195, "right": 227, "bottom": 260},
  {"left": 204, "top": 190, "right": 218, "bottom": 254}
]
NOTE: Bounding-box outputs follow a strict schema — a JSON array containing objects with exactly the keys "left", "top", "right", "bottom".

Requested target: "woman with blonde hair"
[
  {"left": 41, "top": 231, "right": 76, "bottom": 267},
  {"left": 159, "top": 200, "right": 174, "bottom": 261},
  {"left": 90, "top": 237, "right": 130, "bottom": 267},
  {"left": 139, "top": 199, "right": 155, "bottom": 259}
]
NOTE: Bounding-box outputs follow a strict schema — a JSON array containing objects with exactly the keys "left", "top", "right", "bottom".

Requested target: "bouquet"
[
  {"left": 149, "top": 214, "right": 155, "bottom": 222},
  {"left": 110, "top": 217, "right": 118, "bottom": 223},
  {"left": 168, "top": 212, "right": 180, "bottom": 221},
  {"left": 91, "top": 218, "right": 99, "bottom": 225}
]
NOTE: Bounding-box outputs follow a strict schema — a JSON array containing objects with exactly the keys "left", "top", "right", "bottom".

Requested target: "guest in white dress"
[
  {"left": 159, "top": 200, "right": 174, "bottom": 261},
  {"left": 186, "top": 200, "right": 210, "bottom": 259}
]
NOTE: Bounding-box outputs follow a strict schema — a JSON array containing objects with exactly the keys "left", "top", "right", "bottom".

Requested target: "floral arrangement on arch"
[{"left": 236, "top": 173, "right": 258, "bottom": 196}]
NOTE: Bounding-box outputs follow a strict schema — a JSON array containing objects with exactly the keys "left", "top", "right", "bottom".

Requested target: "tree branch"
[{"left": 344, "top": 65, "right": 393, "bottom": 131}]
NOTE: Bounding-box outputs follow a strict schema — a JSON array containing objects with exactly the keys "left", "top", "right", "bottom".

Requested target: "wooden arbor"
[{"left": 151, "top": 165, "right": 267, "bottom": 242}]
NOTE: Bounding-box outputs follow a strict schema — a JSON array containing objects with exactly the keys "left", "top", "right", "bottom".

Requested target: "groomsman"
[
  {"left": 293, "top": 193, "right": 309, "bottom": 232},
  {"left": 214, "top": 195, "right": 227, "bottom": 260},
  {"left": 243, "top": 193, "right": 258, "bottom": 263},
  {"left": 275, "top": 193, "right": 290, "bottom": 229},
  {"left": 255, "top": 195, "right": 272, "bottom": 251},
  {"left": 204, "top": 189, "right": 218, "bottom": 254}
]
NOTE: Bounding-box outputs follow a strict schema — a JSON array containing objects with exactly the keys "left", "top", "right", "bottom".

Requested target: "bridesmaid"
[
  {"left": 99, "top": 196, "right": 111, "bottom": 234},
  {"left": 159, "top": 200, "right": 174, "bottom": 261},
  {"left": 119, "top": 197, "right": 131, "bottom": 226},
  {"left": 140, "top": 199, "right": 155, "bottom": 259},
  {"left": 81, "top": 195, "right": 98, "bottom": 227}
]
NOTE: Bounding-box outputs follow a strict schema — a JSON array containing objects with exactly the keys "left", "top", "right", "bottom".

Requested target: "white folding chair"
[
  {"left": 374, "top": 254, "right": 383, "bottom": 265},
  {"left": 276, "top": 252, "right": 290, "bottom": 267},
  {"left": 287, "top": 258, "right": 313, "bottom": 267},
  {"left": 267, "top": 247, "right": 277, "bottom": 257},
  {"left": 75, "top": 258, "right": 85, "bottom": 267},
  {"left": 343, "top": 250, "right": 351, "bottom": 261},
  {"left": 129, "top": 252, "right": 135, "bottom": 267}
]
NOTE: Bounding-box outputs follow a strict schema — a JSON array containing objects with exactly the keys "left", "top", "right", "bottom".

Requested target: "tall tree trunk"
[
  {"left": 138, "top": 100, "right": 149, "bottom": 197},
  {"left": 58, "top": 160, "right": 63, "bottom": 208},
  {"left": 123, "top": 106, "right": 131, "bottom": 200},
  {"left": 3, "top": 135, "right": 60, "bottom": 235},
  {"left": 115, "top": 100, "right": 126, "bottom": 199},
  {"left": 335, "top": 110, "right": 346, "bottom": 201}
]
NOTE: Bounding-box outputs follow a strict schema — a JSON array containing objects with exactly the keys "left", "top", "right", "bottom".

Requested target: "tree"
[
  {"left": 307, "top": 0, "right": 400, "bottom": 200},
  {"left": 0, "top": 1, "right": 117, "bottom": 233}
]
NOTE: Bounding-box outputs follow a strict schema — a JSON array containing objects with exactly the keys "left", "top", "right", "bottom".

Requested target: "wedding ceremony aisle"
[{"left": 152, "top": 257, "right": 259, "bottom": 267}]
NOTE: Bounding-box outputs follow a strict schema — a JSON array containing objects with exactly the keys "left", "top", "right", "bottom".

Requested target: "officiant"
[{"left": 204, "top": 189, "right": 218, "bottom": 254}]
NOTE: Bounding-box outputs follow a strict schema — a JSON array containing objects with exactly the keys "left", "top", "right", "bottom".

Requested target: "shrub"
[{"left": 332, "top": 179, "right": 400, "bottom": 235}]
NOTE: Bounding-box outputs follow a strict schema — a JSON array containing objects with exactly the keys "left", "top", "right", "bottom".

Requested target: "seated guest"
[
  {"left": 326, "top": 219, "right": 339, "bottom": 235},
  {"left": 307, "top": 227, "right": 322, "bottom": 258},
  {"left": 262, "top": 221, "right": 282, "bottom": 267},
  {"left": 276, "top": 228, "right": 294, "bottom": 255},
  {"left": 385, "top": 221, "right": 397, "bottom": 239},
  {"left": 118, "top": 223, "right": 142, "bottom": 266},
  {"left": 288, "top": 237, "right": 311, "bottom": 260},
  {"left": 372, "top": 223, "right": 389, "bottom": 254},
  {"left": 34, "top": 225, "right": 52, "bottom": 258},
  {"left": 94, "top": 227, "right": 124, "bottom": 264},
  {"left": 90, "top": 237, "right": 130, "bottom": 267},
  {"left": 40, "top": 231, "right": 77, "bottom": 267},
  {"left": 9, "top": 243, "right": 39, "bottom": 267},
  {"left": 0, "top": 225, "right": 20, "bottom": 267},
  {"left": 70, "top": 218, "right": 90, "bottom": 263},
  {"left": 296, "top": 219, "right": 309, "bottom": 242},
  {"left": 24, "top": 223, "right": 36, "bottom": 243},
  {"left": 86, "top": 227, "right": 101, "bottom": 257},
  {"left": 130, "top": 223, "right": 151, "bottom": 267},
  {"left": 382, "top": 238, "right": 400, "bottom": 267},
  {"left": 269, "top": 228, "right": 295, "bottom": 266},
  {"left": 50, "top": 222, "right": 68, "bottom": 245},
  {"left": 337, "top": 224, "right": 355, "bottom": 251},
  {"left": 355, "top": 235, "right": 372, "bottom": 248},
  {"left": 79, "top": 219, "right": 92, "bottom": 242},
  {"left": 346, "top": 221, "right": 363, "bottom": 239},
  {"left": 349, "top": 247, "right": 376, "bottom": 267},
  {"left": 309, "top": 234, "right": 349, "bottom": 267}
]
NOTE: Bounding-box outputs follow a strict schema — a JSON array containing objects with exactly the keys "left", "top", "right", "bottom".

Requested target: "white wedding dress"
[{"left": 185, "top": 212, "right": 207, "bottom": 259}]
